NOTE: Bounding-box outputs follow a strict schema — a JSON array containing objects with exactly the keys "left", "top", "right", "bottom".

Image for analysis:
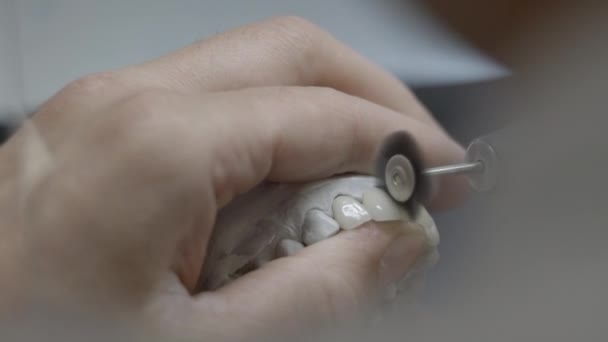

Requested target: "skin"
[{"left": 0, "top": 17, "right": 466, "bottom": 341}]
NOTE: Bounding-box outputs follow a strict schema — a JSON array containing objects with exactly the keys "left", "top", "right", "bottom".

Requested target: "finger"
[
  {"left": 188, "top": 222, "right": 427, "bottom": 340},
  {"left": 129, "top": 16, "right": 439, "bottom": 128},
  {"left": 174, "top": 86, "right": 466, "bottom": 210}
]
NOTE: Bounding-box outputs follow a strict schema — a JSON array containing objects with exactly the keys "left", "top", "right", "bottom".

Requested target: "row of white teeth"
[{"left": 273, "top": 187, "right": 439, "bottom": 258}]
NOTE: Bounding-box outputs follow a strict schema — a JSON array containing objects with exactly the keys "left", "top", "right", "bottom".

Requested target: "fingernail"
[{"left": 379, "top": 230, "right": 426, "bottom": 286}]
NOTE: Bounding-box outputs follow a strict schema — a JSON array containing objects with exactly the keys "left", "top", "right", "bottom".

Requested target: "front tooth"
[
  {"left": 362, "top": 188, "right": 409, "bottom": 222},
  {"left": 413, "top": 205, "right": 440, "bottom": 247},
  {"left": 332, "top": 195, "right": 372, "bottom": 230},
  {"left": 302, "top": 210, "right": 340, "bottom": 245},
  {"left": 275, "top": 239, "right": 305, "bottom": 258}
]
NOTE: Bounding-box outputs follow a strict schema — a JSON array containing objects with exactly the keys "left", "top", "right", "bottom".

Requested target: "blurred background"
[
  {"left": 0, "top": 0, "right": 507, "bottom": 140},
  {"left": 1, "top": 0, "right": 606, "bottom": 341}
]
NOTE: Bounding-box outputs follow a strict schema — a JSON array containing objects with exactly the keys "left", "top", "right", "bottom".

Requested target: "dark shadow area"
[
  {"left": 0, "top": 110, "right": 19, "bottom": 145},
  {"left": 0, "top": 124, "right": 11, "bottom": 145}
]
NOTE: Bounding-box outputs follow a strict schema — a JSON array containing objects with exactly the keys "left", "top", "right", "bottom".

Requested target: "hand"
[{"left": 0, "top": 17, "right": 465, "bottom": 341}]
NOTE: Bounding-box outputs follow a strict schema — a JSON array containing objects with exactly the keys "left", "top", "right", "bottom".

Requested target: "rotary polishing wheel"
[
  {"left": 377, "top": 131, "right": 498, "bottom": 205},
  {"left": 385, "top": 154, "right": 416, "bottom": 202},
  {"left": 375, "top": 131, "right": 430, "bottom": 210}
]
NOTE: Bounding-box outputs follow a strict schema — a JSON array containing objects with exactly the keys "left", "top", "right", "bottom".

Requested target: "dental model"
[{"left": 198, "top": 175, "right": 439, "bottom": 293}]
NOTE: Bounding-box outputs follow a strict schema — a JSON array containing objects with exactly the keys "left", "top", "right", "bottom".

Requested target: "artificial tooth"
[
  {"left": 362, "top": 187, "right": 409, "bottom": 222},
  {"left": 275, "top": 239, "right": 305, "bottom": 258},
  {"left": 302, "top": 209, "right": 340, "bottom": 245},
  {"left": 332, "top": 195, "right": 372, "bottom": 230}
]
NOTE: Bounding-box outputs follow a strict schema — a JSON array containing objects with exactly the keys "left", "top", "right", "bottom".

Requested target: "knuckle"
[
  {"left": 104, "top": 91, "right": 199, "bottom": 177},
  {"left": 265, "top": 16, "right": 321, "bottom": 36},
  {"left": 303, "top": 86, "right": 356, "bottom": 121},
  {"left": 267, "top": 86, "right": 342, "bottom": 104},
  {"left": 255, "top": 16, "right": 327, "bottom": 81},
  {"left": 106, "top": 91, "right": 176, "bottom": 152},
  {"left": 306, "top": 86, "right": 343, "bottom": 101},
  {"left": 256, "top": 16, "right": 321, "bottom": 51},
  {"left": 119, "top": 90, "right": 168, "bottom": 120},
  {"left": 60, "top": 72, "right": 117, "bottom": 99}
]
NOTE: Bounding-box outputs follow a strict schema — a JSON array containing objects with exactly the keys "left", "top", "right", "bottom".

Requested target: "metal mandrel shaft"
[
  {"left": 377, "top": 133, "right": 499, "bottom": 205},
  {"left": 422, "top": 161, "right": 484, "bottom": 177},
  {"left": 420, "top": 138, "right": 498, "bottom": 192}
]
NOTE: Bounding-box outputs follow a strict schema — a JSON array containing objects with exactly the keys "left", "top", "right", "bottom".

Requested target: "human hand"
[{"left": 0, "top": 17, "right": 465, "bottom": 341}]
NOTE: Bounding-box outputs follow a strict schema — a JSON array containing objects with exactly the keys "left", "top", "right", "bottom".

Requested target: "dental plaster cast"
[{"left": 198, "top": 175, "right": 440, "bottom": 294}]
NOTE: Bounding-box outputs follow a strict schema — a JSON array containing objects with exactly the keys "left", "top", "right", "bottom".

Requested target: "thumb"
[{"left": 190, "top": 221, "right": 428, "bottom": 341}]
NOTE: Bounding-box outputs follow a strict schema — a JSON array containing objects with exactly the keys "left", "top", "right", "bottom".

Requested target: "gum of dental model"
[
  {"left": 276, "top": 239, "right": 305, "bottom": 258},
  {"left": 332, "top": 195, "right": 372, "bottom": 230},
  {"left": 252, "top": 247, "right": 275, "bottom": 268},
  {"left": 198, "top": 175, "right": 440, "bottom": 291},
  {"left": 302, "top": 209, "right": 340, "bottom": 245},
  {"left": 200, "top": 175, "right": 379, "bottom": 290}
]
